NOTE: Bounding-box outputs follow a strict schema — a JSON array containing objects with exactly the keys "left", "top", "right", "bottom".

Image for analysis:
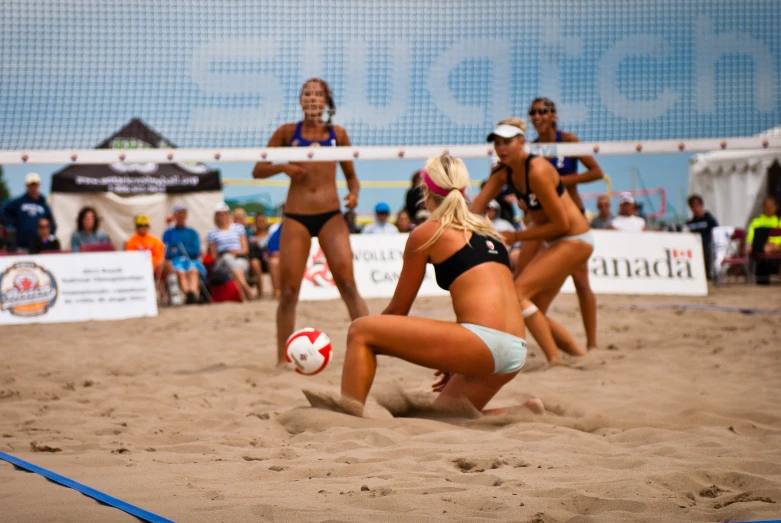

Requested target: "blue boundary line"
[{"left": 0, "top": 451, "right": 174, "bottom": 523}]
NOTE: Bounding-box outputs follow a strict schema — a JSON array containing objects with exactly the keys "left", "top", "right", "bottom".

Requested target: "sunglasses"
[
  {"left": 37, "top": 224, "right": 50, "bottom": 229},
  {"left": 528, "top": 108, "right": 552, "bottom": 116}
]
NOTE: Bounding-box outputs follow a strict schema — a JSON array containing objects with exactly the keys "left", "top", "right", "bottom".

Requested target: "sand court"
[{"left": 1, "top": 288, "right": 780, "bottom": 522}]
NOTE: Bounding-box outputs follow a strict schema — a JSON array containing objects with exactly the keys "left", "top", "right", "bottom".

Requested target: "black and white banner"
[{"left": 0, "top": 252, "right": 158, "bottom": 325}]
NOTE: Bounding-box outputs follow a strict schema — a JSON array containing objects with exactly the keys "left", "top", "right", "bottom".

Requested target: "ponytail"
[{"left": 419, "top": 155, "right": 503, "bottom": 250}]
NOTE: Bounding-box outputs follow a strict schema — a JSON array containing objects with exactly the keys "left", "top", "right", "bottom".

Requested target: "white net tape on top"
[
  {"left": 0, "top": 0, "right": 779, "bottom": 154},
  {"left": 0, "top": 137, "right": 779, "bottom": 166}
]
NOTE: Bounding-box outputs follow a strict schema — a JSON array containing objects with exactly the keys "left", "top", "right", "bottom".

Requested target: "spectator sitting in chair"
[
  {"left": 71, "top": 206, "right": 111, "bottom": 252},
  {"left": 404, "top": 171, "right": 426, "bottom": 225},
  {"left": 249, "top": 213, "right": 272, "bottom": 299},
  {"left": 208, "top": 202, "right": 257, "bottom": 301},
  {"left": 395, "top": 209, "right": 415, "bottom": 233},
  {"left": 486, "top": 200, "right": 516, "bottom": 235},
  {"left": 1, "top": 172, "right": 57, "bottom": 252},
  {"left": 344, "top": 210, "right": 362, "bottom": 234},
  {"left": 163, "top": 204, "right": 206, "bottom": 305},
  {"left": 590, "top": 195, "right": 614, "bottom": 229},
  {"left": 747, "top": 196, "right": 781, "bottom": 255},
  {"left": 610, "top": 193, "right": 646, "bottom": 232},
  {"left": 28, "top": 217, "right": 61, "bottom": 254},
  {"left": 747, "top": 196, "right": 781, "bottom": 285},
  {"left": 125, "top": 214, "right": 165, "bottom": 275},
  {"left": 361, "top": 202, "right": 398, "bottom": 234},
  {"left": 233, "top": 207, "right": 254, "bottom": 238}
]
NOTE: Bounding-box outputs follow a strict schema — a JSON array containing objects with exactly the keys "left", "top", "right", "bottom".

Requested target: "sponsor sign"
[
  {"left": 0, "top": 251, "right": 158, "bottom": 325},
  {"left": 299, "top": 234, "right": 447, "bottom": 301},
  {"left": 560, "top": 230, "right": 708, "bottom": 296},
  {"left": 298, "top": 230, "right": 707, "bottom": 302}
]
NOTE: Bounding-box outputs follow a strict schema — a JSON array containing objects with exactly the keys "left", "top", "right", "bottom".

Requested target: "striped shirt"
[{"left": 207, "top": 224, "right": 246, "bottom": 254}]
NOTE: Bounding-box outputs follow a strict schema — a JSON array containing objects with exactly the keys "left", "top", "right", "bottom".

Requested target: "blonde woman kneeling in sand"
[{"left": 336, "top": 155, "right": 543, "bottom": 417}]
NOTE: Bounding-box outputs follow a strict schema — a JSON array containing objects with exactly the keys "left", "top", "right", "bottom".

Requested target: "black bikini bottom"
[{"left": 284, "top": 209, "right": 342, "bottom": 237}]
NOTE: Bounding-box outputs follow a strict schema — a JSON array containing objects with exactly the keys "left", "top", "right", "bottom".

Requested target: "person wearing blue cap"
[
  {"left": 163, "top": 203, "right": 205, "bottom": 304},
  {"left": 362, "top": 202, "right": 399, "bottom": 235}
]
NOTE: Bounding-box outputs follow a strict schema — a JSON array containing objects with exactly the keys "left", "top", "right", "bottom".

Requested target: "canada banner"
[{"left": 297, "top": 230, "right": 708, "bottom": 302}]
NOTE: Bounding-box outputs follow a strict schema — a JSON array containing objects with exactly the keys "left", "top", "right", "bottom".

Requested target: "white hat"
[
  {"left": 486, "top": 124, "right": 525, "bottom": 142},
  {"left": 488, "top": 200, "right": 500, "bottom": 210},
  {"left": 619, "top": 192, "right": 635, "bottom": 205},
  {"left": 25, "top": 172, "right": 41, "bottom": 185},
  {"left": 214, "top": 201, "right": 230, "bottom": 213}
]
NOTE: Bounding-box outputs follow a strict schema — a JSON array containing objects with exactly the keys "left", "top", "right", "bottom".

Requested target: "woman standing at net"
[
  {"left": 252, "top": 78, "right": 368, "bottom": 366},
  {"left": 529, "top": 97, "right": 603, "bottom": 351},
  {"left": 472, "top": 118, "right": 592, "bottom": 364},
  {"left": 339, "top": 155, "right": 542, "bottom": 417}
]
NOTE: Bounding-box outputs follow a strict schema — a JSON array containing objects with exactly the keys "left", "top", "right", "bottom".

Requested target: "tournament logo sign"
[
  {"left": 0, "top": 262, "right": 58, "bottom": 317},
  {"left": 303, "top": 248, "right": 335, "bottom": 287}
]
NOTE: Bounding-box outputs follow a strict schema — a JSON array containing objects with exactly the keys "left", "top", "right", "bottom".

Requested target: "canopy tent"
[
  {"left": 50, "top": 119, "right": 223, "bottom": 249},
  {"left": 688, "top": 126, "right": 781, "bottom": 228}
]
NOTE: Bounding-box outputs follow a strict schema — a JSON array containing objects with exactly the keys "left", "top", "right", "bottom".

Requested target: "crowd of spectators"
[{"left": 2, "top": 170, "right": 780, "bottom": 294}]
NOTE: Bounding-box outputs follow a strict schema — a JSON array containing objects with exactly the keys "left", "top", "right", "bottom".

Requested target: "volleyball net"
[{"left": 1, "top": 0, "right": 780, "bottom": 166}]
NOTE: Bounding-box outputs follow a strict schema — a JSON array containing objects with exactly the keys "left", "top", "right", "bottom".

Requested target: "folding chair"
[{"left": 714, "top": 228, "right": 748, "bottom": 285}]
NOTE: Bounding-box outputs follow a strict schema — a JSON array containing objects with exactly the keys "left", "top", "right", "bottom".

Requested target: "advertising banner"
[
  {"left": 299, "top": 234, "right": 448, "bottom": 302},
  {"left": 298, "top": 230, "right": 708, "bottom": 302},
  {"left": 0, "top": 251, "right": 158, "bottom": 325},
  {"left": 559, "top": 230, "right": 708, "bottom": 296}
]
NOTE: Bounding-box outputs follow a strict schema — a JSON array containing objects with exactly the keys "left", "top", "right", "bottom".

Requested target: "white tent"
[
  {"left": 49, "top": 119, "right": 223, "bottom": 250},
  {"left": 688, "top": 126, "right": 781, "bottom": 227},
  {"left": 51, "top": 191, "right": 222, "bottom": 251}
]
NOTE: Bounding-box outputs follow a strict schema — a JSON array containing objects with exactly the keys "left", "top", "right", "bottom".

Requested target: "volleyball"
[{"left": 285, "top": 328, "right": 333, "bottom": 375}]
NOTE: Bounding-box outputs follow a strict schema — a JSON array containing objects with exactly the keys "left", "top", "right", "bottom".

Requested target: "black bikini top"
[
  {"left": 491, "top": 154, "right": 565, "bottom": 211},
  {"left": 432, "top": 234, "right": 510, "bottom": 290}
]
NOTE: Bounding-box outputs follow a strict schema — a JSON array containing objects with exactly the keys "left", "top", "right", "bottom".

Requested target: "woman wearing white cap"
[
  {"left": 471, "top": 118, "right": 593, "bottom": 364},
  {"left": 252, "top": 78, "right": 368, "bottom": 365}
]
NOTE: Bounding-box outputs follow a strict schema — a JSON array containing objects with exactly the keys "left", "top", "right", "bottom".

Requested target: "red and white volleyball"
[{"left": 285, "top": 328, "right": 332, "bottom": 375}]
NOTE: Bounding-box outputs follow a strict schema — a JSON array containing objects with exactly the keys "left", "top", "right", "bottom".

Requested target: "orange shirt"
[{"left": 125, "top": 232, "right": 165, "bottom": 267}]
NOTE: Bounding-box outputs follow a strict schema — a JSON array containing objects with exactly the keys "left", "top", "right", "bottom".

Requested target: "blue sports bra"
[
  {"left": 289, "top": 122, "right": 337, "bottom": 147},
  {"left": 491, "top": 154, "right": 565, "bottom": 211},
  {"left": 534, "top": 130, "right": 578, "bottom": 176},
  {"left": 432, "top": 234, "right": 510, "bottom": 290}
]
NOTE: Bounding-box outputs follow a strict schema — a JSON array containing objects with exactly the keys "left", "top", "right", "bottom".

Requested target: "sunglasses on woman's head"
[{"left": 528, "top": 108, "right": 551, "bottom": 116}]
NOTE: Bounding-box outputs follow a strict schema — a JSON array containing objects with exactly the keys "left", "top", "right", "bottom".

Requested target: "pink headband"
[{"left": 421, "top": 169, "right": 465, "bottom": 197}]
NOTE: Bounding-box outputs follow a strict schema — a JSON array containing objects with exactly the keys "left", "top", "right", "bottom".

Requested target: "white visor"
[{"left": 487, "top": 124, "right": 525, "bottom": 142}]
